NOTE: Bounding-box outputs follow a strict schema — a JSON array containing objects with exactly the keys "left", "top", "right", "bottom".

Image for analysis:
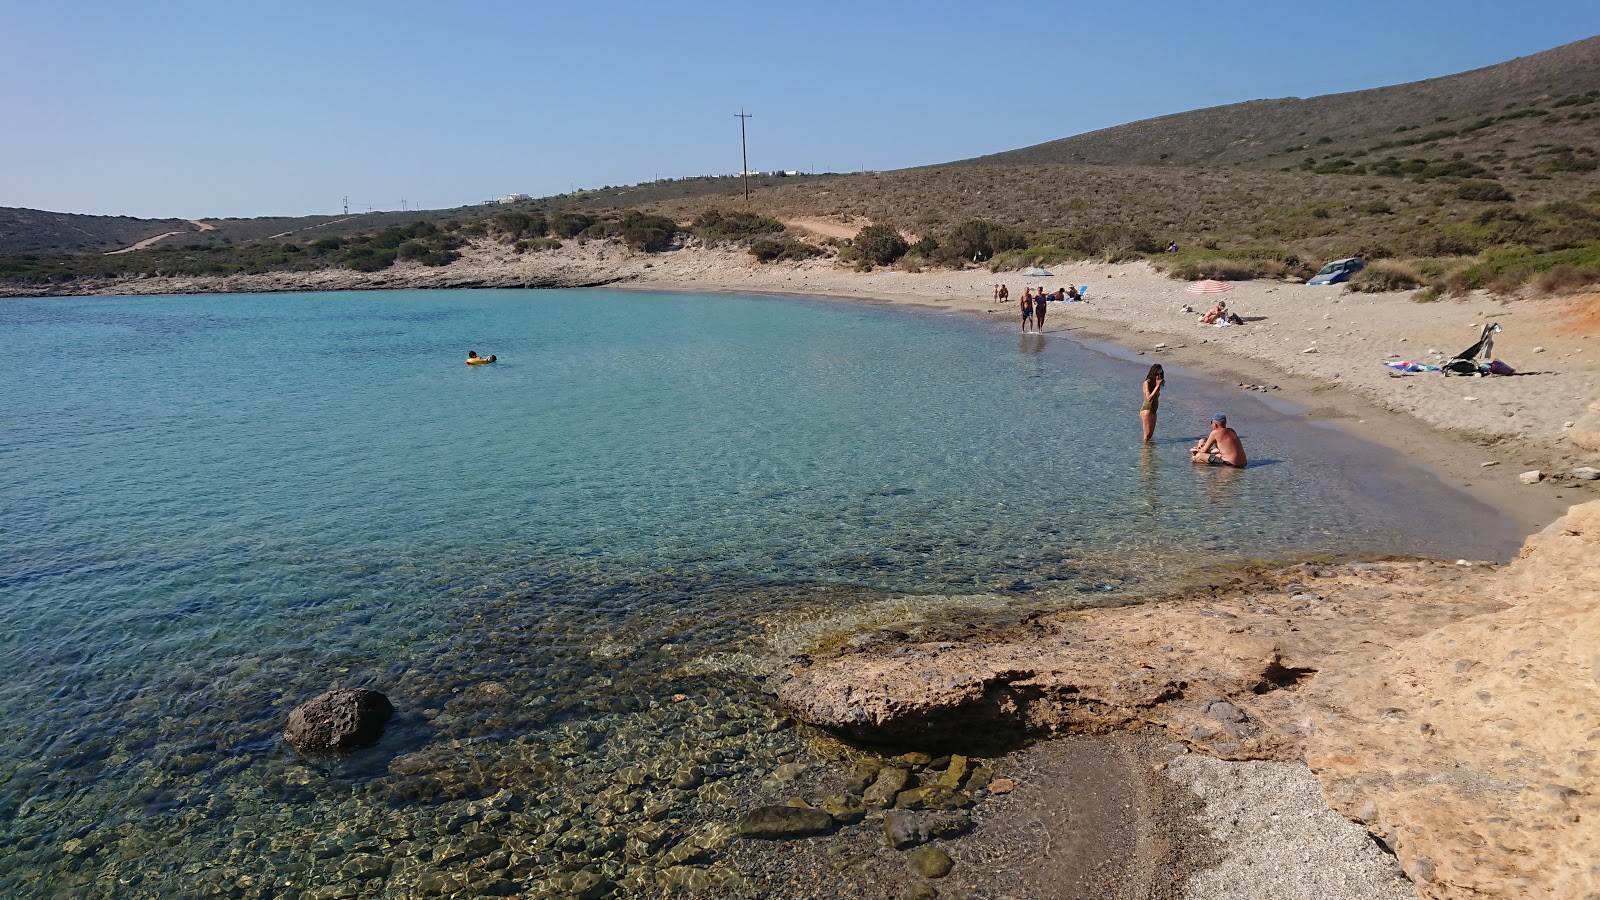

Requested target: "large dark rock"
[
  {"left": 284, "top": 688, "right": 394, "bottom": 754},
  {"left": 736, "top": 805, "right": 835, "bottom": 839}
]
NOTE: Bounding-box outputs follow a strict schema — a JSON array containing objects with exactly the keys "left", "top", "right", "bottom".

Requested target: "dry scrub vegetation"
[{"left": 638, "top": 161, "right": 1600, "bottom": 296}]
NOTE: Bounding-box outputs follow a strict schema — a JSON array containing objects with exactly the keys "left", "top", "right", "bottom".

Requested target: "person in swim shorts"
[
  {"left": 1020, "top": 288, "right": 1034, "bottom": 334},
  {"left": 1140, "top": 364, "right": 1164, "bottom": 444},
  {"left": 1191, "top": 414, "right": 1247, "bottom": 467}
]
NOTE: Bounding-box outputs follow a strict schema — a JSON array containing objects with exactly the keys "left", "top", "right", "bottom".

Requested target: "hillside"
[
  {"left": 0, "top": 175, "right": 831, "bottom": 258},
  {"left": 964, "top": 35, "right": 1600, "bottom": 169},
  {"left": 0, "top": 208, "right": 196, "bottom": 255},
  {"left": 5, "top": 36, "right": 1600, "bottom": 298}
]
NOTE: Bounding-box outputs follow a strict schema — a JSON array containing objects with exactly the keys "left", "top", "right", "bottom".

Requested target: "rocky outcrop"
[
  {"left": 778, "top": 561, "right": 1504, "bottom": 759},
  {"left": 778, "top": 500, "right": 1600, "bottom": 899},
  {"left": 1568, "top": 399, "right": 1600, "bottom": 453},
  {"left": 284, "top": 688, "right": 394, "bottom": 754},
  {"left": 1305, "top": 502, "right": 1600, "bottom": 899}
]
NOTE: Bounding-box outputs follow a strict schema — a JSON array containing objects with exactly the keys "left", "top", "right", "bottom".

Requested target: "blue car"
[{"left": 1308, "top": 257, "right": 1367, "bottom": 285}]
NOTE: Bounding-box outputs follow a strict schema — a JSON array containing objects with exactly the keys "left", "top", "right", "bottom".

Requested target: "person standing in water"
[
  {"left": 1020, "top": 287, "right": 1035, "bottom": 334},
  {"left": 1033, "top": 287, "right": 1050, "bottom": 332},
  {"left": 1140, "top": 364, "right": 1164, "bottom": 444}
]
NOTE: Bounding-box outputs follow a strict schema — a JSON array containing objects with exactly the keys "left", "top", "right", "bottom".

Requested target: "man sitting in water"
[{"left": 1191, "top": 414, "right": 1247, "bottom": 468}]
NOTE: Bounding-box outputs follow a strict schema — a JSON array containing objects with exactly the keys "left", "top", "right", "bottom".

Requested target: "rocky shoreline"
[{"left": 773, "top": 499, "right": 1600, "bottom": 899}]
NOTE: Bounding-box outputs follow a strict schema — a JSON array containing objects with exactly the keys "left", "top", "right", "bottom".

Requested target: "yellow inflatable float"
[{"left": 465, "top": 351, "right": 497, "bottom": 365}]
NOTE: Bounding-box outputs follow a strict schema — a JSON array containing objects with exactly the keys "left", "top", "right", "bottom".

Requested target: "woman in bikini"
[{"left": 1140, "top": 364, "right": 1164, "bottom": 444}]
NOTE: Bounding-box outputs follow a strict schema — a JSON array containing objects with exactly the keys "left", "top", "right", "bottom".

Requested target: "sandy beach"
[{"left": 8, "top": 240, "right": 1598, "bottom": 898}]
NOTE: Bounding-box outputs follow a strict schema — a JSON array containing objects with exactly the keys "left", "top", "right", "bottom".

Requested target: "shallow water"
[{"left": 0, "top": 288, "right": 1510, "bottom": 897}]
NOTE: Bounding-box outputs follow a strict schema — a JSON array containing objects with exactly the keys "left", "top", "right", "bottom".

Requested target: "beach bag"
[{"left": 1485, "top": 359, "right": 1515, "bottom": 375}]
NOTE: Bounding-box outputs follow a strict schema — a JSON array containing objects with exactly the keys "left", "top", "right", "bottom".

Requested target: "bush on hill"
[
  {"left": 941, "top": 219, "right": 1027, "bottom": 263},
  {"left": 749, "top": 237, "right": 824, "bottom": 263},
  {"left": 492, "top": 212, "right": 547, "bottom": 241},
  {"left": 620, "top": 213, "right": 678, "bottom": 252},
  {"left": 693, "top": 209, "right": 785, "bottom": 241},
  {"left": 849, "top": 224, "right": 909, "bottom": 266},
  {"left": 1346, "top": 260, "right": 1424, "bottom": 292},
  {"left": 549, "top": 211, "right": 596, "bottom": 239},
  {"left": 1457, "top": 181, "right": 1515, "bottom": 202}
]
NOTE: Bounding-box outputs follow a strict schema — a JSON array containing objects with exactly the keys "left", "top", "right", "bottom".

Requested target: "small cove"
[{"left": 0, "top": 287, "right": 1517, "bottom": 897}]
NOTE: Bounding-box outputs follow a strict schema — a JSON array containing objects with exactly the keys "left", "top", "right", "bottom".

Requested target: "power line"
[{"left": 735, "top": 109, "right": 753, "bottom": 202}]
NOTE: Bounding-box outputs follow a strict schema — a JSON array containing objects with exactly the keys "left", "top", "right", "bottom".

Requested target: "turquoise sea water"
[{"left": 0, "top": 288, "right": 1511, "bottom": 897}]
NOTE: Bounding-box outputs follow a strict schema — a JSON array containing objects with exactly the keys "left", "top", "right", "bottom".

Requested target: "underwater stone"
[
  {"left": 735, "top": 805, "right": 835, "bottom": 839},
  {"left": 906, "top": 846, "right": 953, "bottom": 878},
  {"left": 820, "top": 793, "right": 866, "bottom": 824},
  {"left": 863, "top": 767, "right": 912, "bottom": 809},
  {"left": 283, "top": 689, "right": 394, "bottom": 754}
]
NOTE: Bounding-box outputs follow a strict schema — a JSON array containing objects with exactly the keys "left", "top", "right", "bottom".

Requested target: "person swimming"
[
  {"left": 466, "top": 350, "right": 497, "bottom": 365},
  {"left": 1191, "top": 414, "right": 1247, "bottom": 467}
]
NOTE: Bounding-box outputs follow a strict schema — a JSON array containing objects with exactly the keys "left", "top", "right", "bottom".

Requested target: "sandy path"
[
  {"left": 266, "top": 215, "right": 359, "bottom": 240},
  {"left": 103, "top": 230, "right": 184, "bottom": 255}
]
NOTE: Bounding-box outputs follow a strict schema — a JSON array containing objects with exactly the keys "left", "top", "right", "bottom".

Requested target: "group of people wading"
[{"left": 994, "top": 283, "right": 1082, "bottom": 335}]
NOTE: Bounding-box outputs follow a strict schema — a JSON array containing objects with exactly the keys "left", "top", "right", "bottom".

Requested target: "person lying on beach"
[
  {"left": 1199, "top": 301, "right": 1227, "bottom": 325},
  {"left": 1066, "top": 285, "right": 1082, "bottom": 303},
  {"left": 1191, "top": 414, "right": 1247, "bottom": 467}
]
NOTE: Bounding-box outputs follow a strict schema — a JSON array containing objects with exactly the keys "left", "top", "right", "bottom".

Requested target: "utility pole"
[
  {"left": 735, "top": 109, "right": 753, "bottom": 201},
  {"left": 343, "top": 195, "right": 349, "bottom": 216}
]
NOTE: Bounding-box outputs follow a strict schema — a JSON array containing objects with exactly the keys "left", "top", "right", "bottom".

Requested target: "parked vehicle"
[{"left": 1307, "top": 257, "right": 1367, "bottom": 285}]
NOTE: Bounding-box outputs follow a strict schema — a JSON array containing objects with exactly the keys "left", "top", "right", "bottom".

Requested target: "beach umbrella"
[
  {"left": 1185, "top": 279, "right": 1234, "bottom": 294},
  {"left": 1024, "top": 267, "right": 1054, "bottom": 277}
]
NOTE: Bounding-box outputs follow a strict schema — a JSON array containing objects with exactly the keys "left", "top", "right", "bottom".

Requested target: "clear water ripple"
[{"left": 0, "top": 288, "right": 1512, "bottom": 896}]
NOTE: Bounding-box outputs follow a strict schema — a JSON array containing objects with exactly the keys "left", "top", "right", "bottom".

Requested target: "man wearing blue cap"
[{"left": 1191, "top": 414, "right": 1248, "bottom": 468}]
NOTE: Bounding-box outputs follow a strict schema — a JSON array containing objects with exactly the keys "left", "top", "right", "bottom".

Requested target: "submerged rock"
[
  {"left": 862, "top": 766, "right": 912, "bottom": 809},
  {"left": 735, "top": 805, "right": 834, "bottom": 839},
  {"left": 906, "top": 845, "right": 954, "bottom": 878},
  {"left": 283, "top": 688, "right": 394, "bottom": 754},
  {"left": 884, "top": 809, "right": 972, "bottom": 850}
]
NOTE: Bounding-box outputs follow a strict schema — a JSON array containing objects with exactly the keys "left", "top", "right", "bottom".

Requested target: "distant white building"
[{"left": 498, "top": 193, "right": 530, "bottom": 204}]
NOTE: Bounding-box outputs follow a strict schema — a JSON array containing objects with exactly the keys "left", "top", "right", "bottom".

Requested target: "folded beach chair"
[{"left": 1442, "top": 322, "right": 1500, "bottom": 376}]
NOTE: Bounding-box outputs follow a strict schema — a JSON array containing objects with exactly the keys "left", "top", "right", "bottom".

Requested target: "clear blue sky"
[{"left": 3, "top": 0, "right": 1598, "bottom": 219}]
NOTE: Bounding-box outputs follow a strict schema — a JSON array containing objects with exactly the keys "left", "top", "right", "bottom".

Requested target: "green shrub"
[
  {"left": 548, "top": 211, "right": 596, "bottom": 238},
  {"left": 1456, "top": 181, "right": 1514, "bottom": 202},
  {"left": 1412, "top": 286, "right": 1440, "bottom": 303},
  {"left": 693, "top": 209, "right": 784, "bottom": 240},
  {"left": 1347, "top": 260, "right": 1423, "bottom": 292},
  {"left": 620, "top": 213, "right": 678, "bottom": 252},
  {"left": 850, "top": 223, "right": 909, "bottom": 265},
  {"left": 342, "top": 247, "right": 397, "bottom": 272},
  {"left": 749, "top": 238, "right": 823, "bottom": 263},
  {"left": 492, "top": 212, "right": 547, "bottom": 241},
  {"left": 396, "top": 241, "right": 429, "bottom": 260},
  {"left": 514, "top": 238, "right": 563, "bottom": 253},
  {"left": 941, "top": 219, "right": 1026, "bottom": 263}
]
